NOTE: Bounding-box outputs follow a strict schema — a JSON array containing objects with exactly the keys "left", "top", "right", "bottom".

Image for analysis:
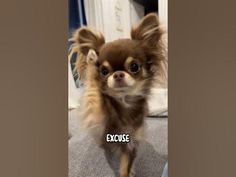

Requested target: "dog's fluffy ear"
[
  {"left": 72, "top": 27, "right": 104, "bottom": 82},
  {"left": 73, "top": 27, "right": 105, "bottom": 55},
  {"left": 132, "top": 13, "right": 166, "bottom": 79},
  {"left": 131, "top": 13, "right": 162, "bottom": 46}
]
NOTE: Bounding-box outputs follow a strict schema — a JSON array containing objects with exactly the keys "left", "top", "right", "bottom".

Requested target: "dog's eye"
[
  {"left": 129, "top": 63, "right": 140, "bottom": 73},
  {"left": 101, "top": 67, "right": 109, "bottom": 76}
]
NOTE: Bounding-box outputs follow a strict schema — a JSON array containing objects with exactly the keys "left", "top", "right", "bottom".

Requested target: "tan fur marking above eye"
[
  {"left": 125, "top": 57, "right": 134, "bottom": 68},
  {"left": 101, "top": 61, "right": 112, "bottom": 73},
  {"left": 102, "top": 61, "right": 111, "bottom": 68}
]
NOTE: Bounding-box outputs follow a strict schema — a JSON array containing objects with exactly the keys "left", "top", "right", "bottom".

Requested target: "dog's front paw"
[
  {"left": 120, "top": 174, "right": 134, "bottom": 177},
  {"left": 120, "top": 170, "right": 135, "bottom": 177},
  {"left": 86, "top": 49, "right": 98, "bottom": 65}
]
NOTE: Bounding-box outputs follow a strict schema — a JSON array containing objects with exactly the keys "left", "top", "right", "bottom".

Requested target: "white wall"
[
  {"left": 84, "top": 0, "right": 144, "bottom": 41},
  {"left": 159, "top": 0, "right": 168, "bottom": 28},
  {"left": 86, "top": 0, "right": 167, "bottom": 40}
]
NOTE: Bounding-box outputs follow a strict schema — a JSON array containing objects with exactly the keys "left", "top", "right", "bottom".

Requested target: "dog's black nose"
[{"left": 113, "top": 71, "right": 125, "bottom": 81}]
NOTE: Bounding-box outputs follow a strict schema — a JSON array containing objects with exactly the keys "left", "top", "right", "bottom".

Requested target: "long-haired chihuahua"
[{"left": 71, "top": 13, "right": 166, "bottom": 177}]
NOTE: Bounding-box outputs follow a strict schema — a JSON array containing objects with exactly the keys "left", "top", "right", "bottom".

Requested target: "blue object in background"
[
  {"left": 69, "top": 0, "right": 79, "bottom": 36},
  {"left": 69, "top": 0, "right": 87, "bottom": 85},
  {"left": 161, "top": 162, "right": 168, "bottom": 177},
  {"left": 69, "top": 0, "right": 87, "bottom": 36}
]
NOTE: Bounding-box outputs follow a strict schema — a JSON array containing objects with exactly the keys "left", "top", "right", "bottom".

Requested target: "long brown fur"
[{"left": 70, "top": 13, "right": 166, "bottom": 177}]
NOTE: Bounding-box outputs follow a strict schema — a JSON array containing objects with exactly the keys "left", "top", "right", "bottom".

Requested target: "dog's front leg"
[
  {"left": 81, "top": 49, "right": 105, "bottom": 129},
  {"left": 120, "top": 145, "right": 137, "bottom": 177}
]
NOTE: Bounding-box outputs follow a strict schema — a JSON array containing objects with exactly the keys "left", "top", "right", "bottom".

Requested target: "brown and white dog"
[{"left": 71, "top": 13, "right": 165, "bottom": 177}]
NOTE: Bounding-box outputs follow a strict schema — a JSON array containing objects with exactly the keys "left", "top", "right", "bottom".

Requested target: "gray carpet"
[{"left": 69, "top": 109, "right": 168, "bottom": 177}]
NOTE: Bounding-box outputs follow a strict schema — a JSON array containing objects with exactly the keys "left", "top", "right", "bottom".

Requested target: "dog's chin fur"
[
  {"left": 103, "top": 80, "right": 149, "bottom": 100},
  {"left": 105, "top": 87, "right": 131, "bottom": 98},
  {"left": 72, "top": 13, "right": 166, "bottom": 177},
  {"left": 102, "top": 86, "right": 144, "bottom": 108}
]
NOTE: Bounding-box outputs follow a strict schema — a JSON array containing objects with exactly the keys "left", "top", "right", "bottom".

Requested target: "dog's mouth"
[
  {"left": 113, "top": 81, "right": 128, "bottom": 88},
  {"left": 112, "top": 86, "right": 130, "bottom": 92},
  {"left": 108, "top": 86, "right": 132, "bottom": 97}
]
